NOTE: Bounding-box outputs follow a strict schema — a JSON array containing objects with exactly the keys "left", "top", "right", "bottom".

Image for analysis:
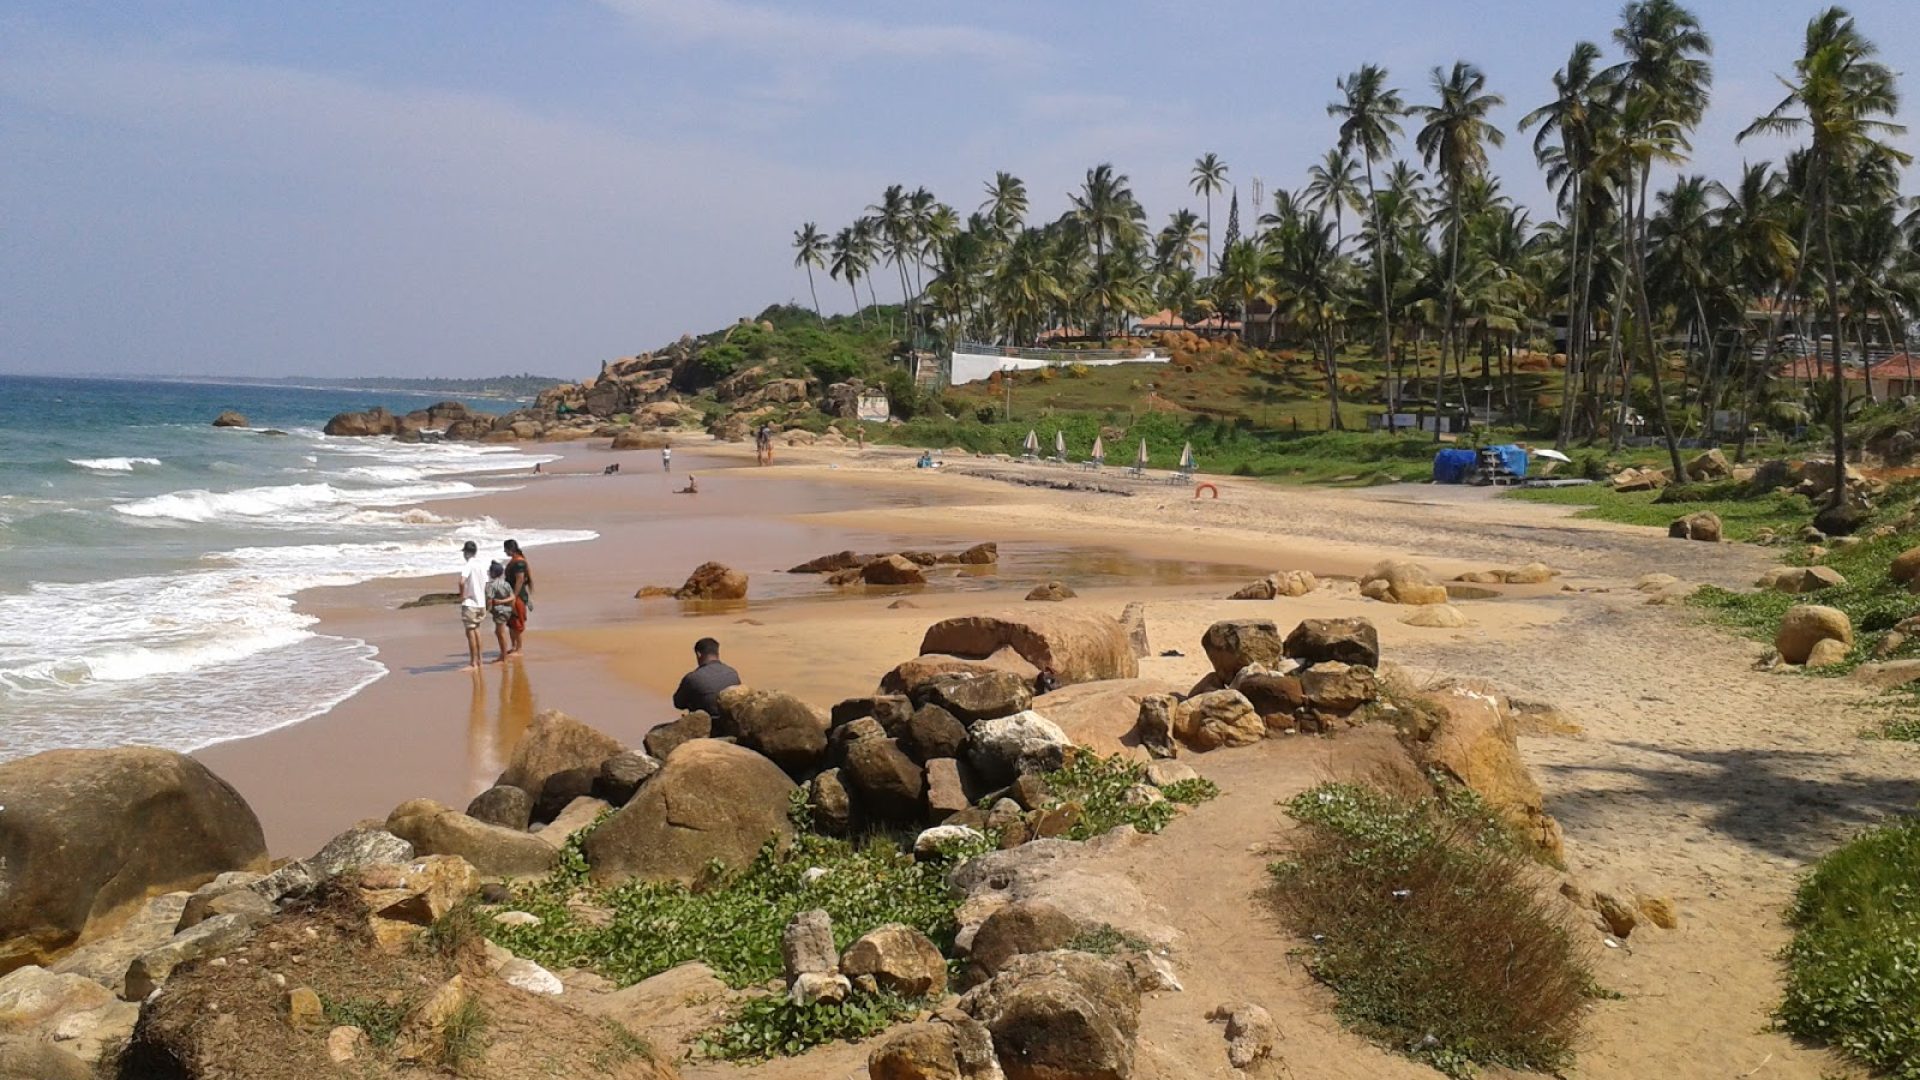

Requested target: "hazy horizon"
[{"left": 4, "top": 0, "right": 1915, "bottom": 380}]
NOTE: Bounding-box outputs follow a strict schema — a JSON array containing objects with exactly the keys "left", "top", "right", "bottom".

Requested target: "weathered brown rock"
[
  {"left": 497, "top": 709, "right": 626, "bottom": 799},
  {"left": 1031, "top": 678, "right": 1179, "bottom": 759},
  {"left": 925, "top": 758, "right": 972, "bottom": 819},
  {"left": 808, "top": 768, "right": 855, "bottom": 835},
  {"left": 840, "top": 924, "right": 948, "bottom": 997},
  {"left": 1172, "top": 690, "right": 1264, "bottom": 751},
  {"left": 1119, "top": 602, "right": 1150, "bottom": 658},
  {"left": 1132, "top": 694, "right": 1177, "bottom": 759},
  {"left": 715, "top": 687, "right": 829, "bottom": 775},
  {"left": 842, "top": 737, "right": 926, "bottom": 823},
  {"left": 1776, "top": 604, "right": 1853, "bottom": 665},
  {"left": 1756, "top": 565, "right": 1847, "bottom": 594},
  {"left": 465, "top": 784, "right": 534, "bottom": 831},
  {"left": 1226, "top": 578, "right": 1277, "bottom": 600},
  {"left": 881, "top": 653, "right": 1041, "bottom": 697},
  {"left": 595, "top": 751, "right": 661, "bottom": 806},
  {"left": 903, "top": 705, "right": 969, "bottom": 763},
  {"left": 1669, "top": 511, "right": 1723, "bottom": 542},
  {"left": 584, "top": 740, "right": 797, "bottom": 885},
  {"left": 1358, "top": 559, "right": 1448, "bottom": 605},
  {"left": 643, "top": 711, "right": 711, "bottom": 760},
  {"left": 789, "top": 550, "right": 869, "bottom": 574},
  {"left": 1298, "top": 662, "right": 1379, "bottom": 714},
  {"left": 1026, "top": 581, "right": 1077, "bottom": 602},
  {"left": 958, "top": 950, "right": 1140, "bottom": 1080},
  {"left": 674, "top": 561, "right": 748, "bottom": 600},
  {"left": 920, "top": 611, "right": 1137, "bottom": 684},
  {"left": 965, "top": 900, "right": 1078, "bottom": 985},
  {"left": 0, "top": 748, "right": 267, "bottom": 973},
  {"left": 1891, "top": 545, "right": 1920, "bottom": 584},
  {"left": 920, "top": 672, "right": 1034, "bottom": 724},
  {"left": 864, "top": 555, "right": 928, "bottom": 586},
  {"left": 1199, "top": 619, "right": 1284, "bottom": 679},
  {"left": 209, "top": 411, "right": 248, "bottom": 428},
  {"left": 384, "top": 800, "right": 559, "bottom": 878},
  {"left": 1404, "top": 682, "right": 1564, "bottom": 861},
  {"left": 1282, "top": 617, "right": 1379, "bottom": 668}
]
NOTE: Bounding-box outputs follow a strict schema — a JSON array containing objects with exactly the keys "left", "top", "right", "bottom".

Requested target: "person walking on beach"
[
  {"left": 457, "top": 540, "right": 488, "bottom": 671},
  {"left": 485, "top": 560, "right": 521, "bottom": 663},
  {"left": 502, "top": 539, "right": 533, "bottom": 654},
  {"left": 662, "top": 446, "right": 672, "bottom": 473},
  {"left": 671, "top": 637, "right": 739, "bottom": 717}
]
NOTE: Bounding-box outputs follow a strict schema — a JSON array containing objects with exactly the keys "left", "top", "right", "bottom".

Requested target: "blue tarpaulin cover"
[
  {"left": 1432, "top": 449, "right": 1477, "bottom": 483},
  {"left": 1489, "top": 444, "right": 1529, "bottom": 478}
]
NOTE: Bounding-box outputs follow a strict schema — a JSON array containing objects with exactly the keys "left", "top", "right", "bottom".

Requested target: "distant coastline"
[{"left": 36, "top": 371, "right": 566, "bottom": 402}]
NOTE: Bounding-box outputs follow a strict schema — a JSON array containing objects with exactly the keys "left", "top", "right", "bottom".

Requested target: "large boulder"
[
  {"left": 209, "top": 411, "right": 248, "bottom": 428},
  {"left": 1199, "top": 620, "right": 1284, "bottom": 680},
  {"left": 0, "top": 748, "right": 267, "bottom": 973},
  {"left": 1030, "top": 679, "right": 1180, "bottom": 759},
  {"left": 920, "top": 611, "right": 1137, "bottom": 685},
  {"left": 321, "top": 407, "right": 400, "bottom": 437},
  {"left": 585, "top": 740, "right": 798, "bottom": 885},
  {"left": 1282, "top": 617, "right": 1379, "bottom": 668},
  {"left": 675, "top": 562, "right": 748, "bottom": 601},
  {"left": 964, "top": 900, "right": 1078, "bottom": 985},
  {"left": 920, "top": 672, "right": 1034, "bottom": 724},
  {"left": 715, "top": 687, "right": 829, "bottom": 776},
  {"left": 842, "top": 737, "right": 926, "bottom": 824},
  {"left": 1298, "top": 662, "right": 1379, "bottom": 717},
  {"left": 497, "top": 710, "right": 626, "bottom": 801},
  {"left": 840, "top": 925, "right": 948, "bottom": 998},
  {"left": 1025, "top": 582, "right": 1077, "bottom": 602},
  {"left": 465, "top": 785, "right": 534, "bottom": 831},
  {"left": 882, "top": 653, "right": 1040, "bottom": 697},
  {"left": 1891, "top": 545, "right": 1920, "bottom": 585},
  {"left": 863, "top": 556, "right": 928, "bottom": 586},
  {"left": 969, "top": 712, "right": 1073, "bottom": 785},
  {"left": 790, "top": 550, "right": 869, "bottom": 574},
  {"left": 1172, "top": 690, "right": 1264, "bottom": 751},
  {"left": 643, "top": 711, "right": 711, "bottom": 760},
  {"left": 903, "top": 705, "right": 970, "bottom": 764},
  {"left": 958, "top": 950, "right": 1141, "bottom": 1080},
  {"left": 1669, "top": 511, "right": 1723, "bottom": 542},
  {"left": 1776, "top": 604, "right": 1854, "bottom": 665},
  {"left": 1686, "top": 448, "right": 1732, "bottom": 481},
  {"left": 1358, "top": 559, "right": 1448, "bottom": 605},
  {"left": 1403, "top": 682, "right": 1564, "bottom": 862},
  {"left": 595, "top": 751, "right": 662, "bottom": 806},
  {"left": 383, "top": 800, "right": 559, "bottom": 877}
]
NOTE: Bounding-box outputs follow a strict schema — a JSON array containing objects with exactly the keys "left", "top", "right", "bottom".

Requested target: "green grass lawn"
[{"left": 1504, "top": 483, "right": 1815, "bottom": 541}]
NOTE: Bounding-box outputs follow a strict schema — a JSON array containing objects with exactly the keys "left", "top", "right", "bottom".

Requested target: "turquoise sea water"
[{"left": 0, "top": 376, "right": 593, "bottom": 761}]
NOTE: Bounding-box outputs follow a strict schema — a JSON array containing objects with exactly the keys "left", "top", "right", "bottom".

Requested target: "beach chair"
[{"left": 1165, "top": 442, "right": 1196, "bottom": 485}]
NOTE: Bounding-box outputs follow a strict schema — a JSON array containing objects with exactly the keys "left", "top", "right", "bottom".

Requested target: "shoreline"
[{"left": 193, "top": 430, "right": 1763, "bottom": 855}]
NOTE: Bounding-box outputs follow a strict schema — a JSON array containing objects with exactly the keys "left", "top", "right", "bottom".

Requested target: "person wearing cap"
[{"left": 457, "top": 540, "right": 488, "bottom": 671}]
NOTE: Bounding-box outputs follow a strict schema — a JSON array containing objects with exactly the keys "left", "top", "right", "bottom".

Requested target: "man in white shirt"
[{"left": 457, "top": 540, "right": 488, "bottom": 671}]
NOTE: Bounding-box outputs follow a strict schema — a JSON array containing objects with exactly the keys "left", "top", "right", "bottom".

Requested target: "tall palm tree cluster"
[{"left": 790, "top": 3, "right": 1915, "bottom": 476}]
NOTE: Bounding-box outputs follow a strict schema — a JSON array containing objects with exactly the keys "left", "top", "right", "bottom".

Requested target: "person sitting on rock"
[{"left": 672, "top": 637, "right": 740, "bottom": 717}]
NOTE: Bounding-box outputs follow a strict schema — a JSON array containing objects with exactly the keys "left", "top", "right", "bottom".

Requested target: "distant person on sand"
[
  {"left": 672, "top": 637, "right": 740, "bottom": 717},
  {"left": 484, "top": 561, "right": 521, "bottom": 663},
  {"left": 662, "top": 446, "right": 672, "bottom": 473},
  {"left": 675, "top": 475, "right": 699, "bottom": 495},
  {"left": 502, "top": 539, "right": 533, "bottom": 654},
  {"left": 457, "top": 540, "right": 487, "bottom": 671},
  {"left": 603, "top": 462, "right": 620, "bottom": 475}
]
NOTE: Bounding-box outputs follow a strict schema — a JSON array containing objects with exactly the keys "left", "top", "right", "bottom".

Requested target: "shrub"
[
  {"left": 1777, "top": 815, "right": 1920, "bottom": 1076},
  {"left": 1039, "top": 751, "right": 1219, "bottom": 840},
  {"left": 696, "top": 991, "right": 918, "bottom": 1061},
  {"left": 1270, "top": 783, "right": 1590, "bottom": 1077}
]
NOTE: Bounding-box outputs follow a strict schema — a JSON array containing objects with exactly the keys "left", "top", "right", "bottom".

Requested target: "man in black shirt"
[{"left": 672, "top": 637, "right": 740, "bottom": 717}]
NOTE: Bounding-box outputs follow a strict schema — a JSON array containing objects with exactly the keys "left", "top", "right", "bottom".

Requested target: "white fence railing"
[{"left": 955, "top": 342, "right": 1158, "bottom": 364}]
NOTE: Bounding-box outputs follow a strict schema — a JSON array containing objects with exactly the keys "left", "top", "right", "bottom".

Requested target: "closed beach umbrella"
[
  {"left": 1179, "top": 442, "right": 1195, "bottom": 471},
  {"left": 1055, "top": 431, "right": 1067, "bottom": 458},
  {"left": 1023, "top": 430, "right": 1039, "bottom": 455},
  {"left": 1135, "top": 439, "right": 1150, "bottom": 468},
  {"left": 1091, "top": 435, "right": 1105, "bottom": 461}
]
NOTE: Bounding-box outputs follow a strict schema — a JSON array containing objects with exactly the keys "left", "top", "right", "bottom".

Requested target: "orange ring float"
[{"left": 1194, "top": 482, "right": 1219, "bottom": 499}]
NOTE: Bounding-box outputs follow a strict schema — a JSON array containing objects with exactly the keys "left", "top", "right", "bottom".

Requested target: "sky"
[{"left": 2, "top": 0, "right": 1916, "bottom": 379}]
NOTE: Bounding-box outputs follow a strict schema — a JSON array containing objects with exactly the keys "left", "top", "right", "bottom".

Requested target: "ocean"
[{"left": 0, "top": 375, "right": 594, "bottom": 762}]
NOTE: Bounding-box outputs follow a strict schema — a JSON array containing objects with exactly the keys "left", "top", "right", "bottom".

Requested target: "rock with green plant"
[{"left": 582, "top": 739, "right": 797, "bottom": 886}]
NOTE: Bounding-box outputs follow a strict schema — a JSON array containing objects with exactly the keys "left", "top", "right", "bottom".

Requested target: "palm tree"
[
  {"left": 1608, "top": 0, "right": 1713, "bottom": 481},
  {"left": 828, "top": 226, "right": 867, "bottom": 329},
  {"left": 1330, "top": 66, "right": 1407, "bottom": 428},
  {"left": 1268, "top": 214, "right": 1353, "bottom": 427},
  {"left": 791, "top": 223, "right": 827, "bottom": 320},
  {"left": 1741, "top": 6, "right": 1910, "bottom": 511},
  {"left": 1156, "top": 209, "right": 1205, "bottom": 274},
  {"left": 1303, "top": 149, "right": 1363, "bottom": 247},
  {"left": 871, "top": 185, "right": 916, "bottom": 335},
  {"left": 1071, "top": 164, "right": 1144, "bottom": 335},
  {"left": 1521, "top": 41, "right": 1606, "bottom": 449},
  {"left": 1191, "top": 153, "right": 1230, "bottom": 274},
  {"left": 1712, "top": 161, "right": 1796, "bottom": 458},
  {"left": 1416, "top": 60, "right": 1506, "bottom": 435},
  {"left": 982, "top": 172, "right": 1028, "bottom": 240},
  {"left": 850, "top": 217, "right": 884, "bottom": 317}
]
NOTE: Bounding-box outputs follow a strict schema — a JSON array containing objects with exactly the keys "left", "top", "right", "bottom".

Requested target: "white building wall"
[{"left": 948, "top": 349, "right": 1167, "bottom": 386}]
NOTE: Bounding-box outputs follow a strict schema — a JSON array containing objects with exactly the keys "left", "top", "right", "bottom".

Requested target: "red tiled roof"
[
  {"left": 1136, "top": 309, "right": 1242, "bottom": 331},
  {"left": 1870, "top": 354, "right": 1920, "bottom": 380}
]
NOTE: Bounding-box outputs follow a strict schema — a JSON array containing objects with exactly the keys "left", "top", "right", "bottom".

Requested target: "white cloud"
[{"left": 593, "top": 0, "right": 1045, "bottom": 67}]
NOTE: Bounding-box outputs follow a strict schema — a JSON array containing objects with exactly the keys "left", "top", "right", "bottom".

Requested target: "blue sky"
[{"left": 2, "top": 0, "right": 1915, "bottom": 377}]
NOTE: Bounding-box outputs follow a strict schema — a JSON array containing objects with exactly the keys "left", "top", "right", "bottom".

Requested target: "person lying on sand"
[
  {"left": 672, "top": 637, "right": 740, "bottom": 717},
  {"left": 675, "top": 476, "right": 698, "bottom": 494}
]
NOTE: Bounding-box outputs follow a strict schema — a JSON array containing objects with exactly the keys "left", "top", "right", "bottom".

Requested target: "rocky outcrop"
[
  {"left": 1172, "top": 690, "right": 1264, "bottom": 751},
  {"left": 969, "top": 712, "right": 1073, "bottom": 785},
  {"left": 840, "top": 924, "right": 948, "bottom": 998},
  {"left": 209, "top": 411, "right": 248, "bottom": 428},
  {"left": 921, "top": 611, "right": 1138, "bottom": 685},
  {"left": 584, "top": 740, "right": 797, "bottom": 885},
  {"left": 1402, "top": 681, "right": 1564, "bottom": 862},
  {"left": 1025, "top": 582, "right": 1077, "bottom": 602},
  {"left": 842, "top": 736, "right": 926, "bottom": 824},
  {"left": 322, "top": 406, "right": 403, "bottom": 437},
  {"left": 1031, "top": 679, "right": 1178, "bottom": 759},
  {"left": 610, "top": 429, "right": 671, "bottom": 450},
  {"left": 1755, "top": 565, "right": 1847, "bottom": 594},
  {"left": 863, "top": 556, "right": 928, "bottom": 586},
  {"left": 674, "top": 562, "right": 748, "bottom": 601},
  {"left": 643, "top": 711, "right": 711, "bottom": 760},
  {"left": 0, "top": 748, "right": 267, "bottom": 973},
  {"left": 919, "top": 672, "right": 1034, "bottom": 725}
]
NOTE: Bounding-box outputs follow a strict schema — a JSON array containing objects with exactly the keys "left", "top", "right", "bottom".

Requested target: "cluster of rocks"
[
  {"left": 636, "top": 561, "right": 751, "bottom": 601},
  {"left": 1225, "top": 569, "right": 1317, "bottom": 600},
  {"left": 1171, "top": 617, "right": 1385, "bottom": 744},
  {"left": 1357, "top": 559, "right": 1450, "bottom": 605},
  {"left": 788, "top": 543, "right": 999, "bottom": 588},
  {"left": 1609, "top": 447, "right": 1742, "bottom": 492},
  {"left": 1771, "top": 604, "right": 1855, "bottom": 668}
]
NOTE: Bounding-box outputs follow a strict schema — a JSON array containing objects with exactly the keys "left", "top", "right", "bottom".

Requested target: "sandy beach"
[{"left": 189, "top": 434, "right": 1920, "bottom": 1078}]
